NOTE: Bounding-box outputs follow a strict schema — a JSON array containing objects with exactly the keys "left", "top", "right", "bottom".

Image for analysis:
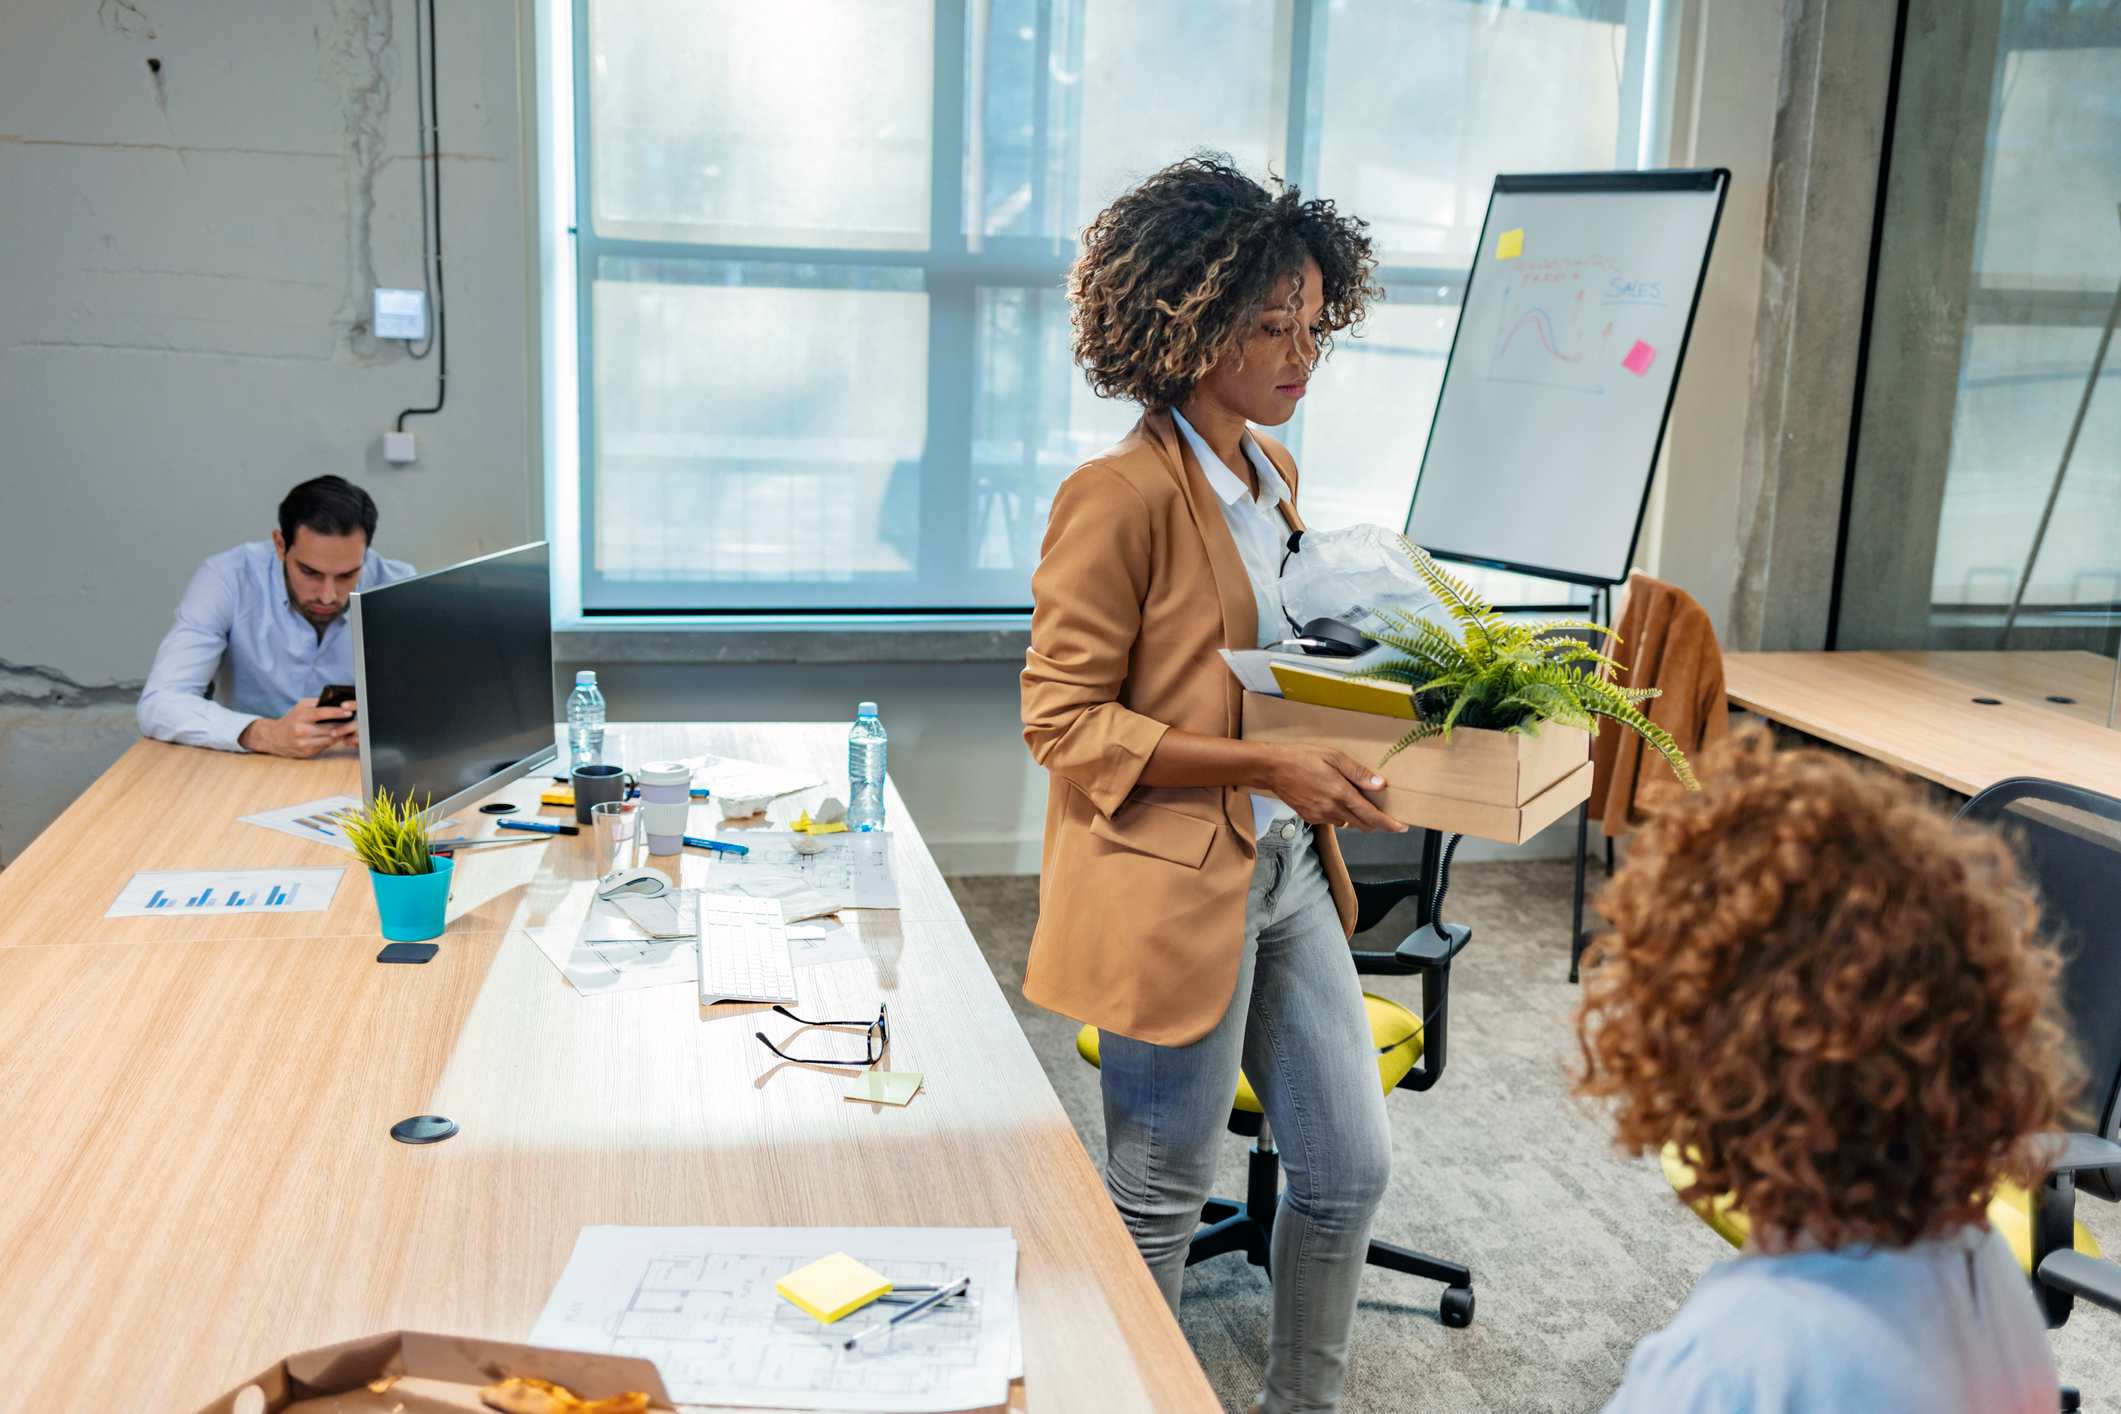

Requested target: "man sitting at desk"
[{"left": 137, "top": 475, "right": 415, "bottom": 757}]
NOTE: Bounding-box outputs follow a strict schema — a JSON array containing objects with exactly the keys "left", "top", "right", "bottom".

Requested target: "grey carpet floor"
[{"left": 947, "top": 859, "right": 2121, "bottom": 1413}]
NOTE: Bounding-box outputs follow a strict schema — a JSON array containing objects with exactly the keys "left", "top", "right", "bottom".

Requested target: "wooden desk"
[
  {"left": 1723, "top": 651, "right": 2121, "bottom": 798},
  {"left": 0, "top": 725, "right": 1214, "bottom": 1413}
]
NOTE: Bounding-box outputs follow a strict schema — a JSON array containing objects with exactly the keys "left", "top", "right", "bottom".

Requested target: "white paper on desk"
[
  {"left": 786, "top": 920, "right": 865, "bottom": 968},
  {"left": 580, "top": 890, "right": 699, "bottom": 943},
  {"left": 682, "top": 752, "right": 825, "bottom": 814},
  {"left": 530, "top": 1225, "right": 1020, "bottom": 1413},
  {"left": 106, "top": 867, "right": 344, "bottom": 918},
  {"left": 708, "top": 832, "right": 900, "bottom": 911},
  {"left": 237, "top": 795, "right": 362, "bottom": 852},
  {"left": 528, "top": 926, "right": 698, "bottom": 996}
]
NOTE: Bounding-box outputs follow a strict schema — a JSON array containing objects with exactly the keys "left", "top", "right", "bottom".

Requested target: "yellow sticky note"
[
  {"left": 776, "top": 1251, "right": 892, "bottom": 1324},
  {"left": 1496, "top": 227, "right": 1524, "bottom": 261},
  {"left": 540, "top": 786, "right": 575, "bottom": 807},
  {"left": 847, "top": 1070, "right": 924, "bottom": 1106}
]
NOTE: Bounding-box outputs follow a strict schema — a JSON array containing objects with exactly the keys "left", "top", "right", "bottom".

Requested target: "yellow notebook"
[
  {"left": 1268, "top": 662, "right": 1418, "bottom": 720},
  {"left": 776, "top": 1251, "right": 893, "bottom": 1324}
]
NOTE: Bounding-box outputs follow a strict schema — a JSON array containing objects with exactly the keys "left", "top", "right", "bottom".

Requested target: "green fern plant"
[
  {"left": 1354, "top": 542, "right": 1698, "bottom": 790},
  {"left": 335, "top": 789, "right": 436, "bottom": 875}
]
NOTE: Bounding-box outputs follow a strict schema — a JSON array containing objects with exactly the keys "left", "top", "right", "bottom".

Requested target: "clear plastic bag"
[{"left": 1279, "top": 524, "right": 1449, "bottom": 639}]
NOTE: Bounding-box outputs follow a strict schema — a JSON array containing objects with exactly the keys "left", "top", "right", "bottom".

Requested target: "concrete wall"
[{"left": 0, "top": 0, "right": 537, "bottom": 863}]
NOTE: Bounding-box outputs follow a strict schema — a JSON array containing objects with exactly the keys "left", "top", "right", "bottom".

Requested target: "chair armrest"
[
  {"left": 1352, "top": 921, "right": 1472, "bottom": 977},
  {"left": 2038, "top": 1250, "right": 2121, "bottom": 1315},
  {"left": 2049, "top": 1133, "right": 2121, "bottom": 1175},
  {"left": 1352, "top": 923, "right": 1472, "bottom": 1093}
]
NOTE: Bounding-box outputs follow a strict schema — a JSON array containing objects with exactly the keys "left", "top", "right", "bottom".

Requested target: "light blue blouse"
[{"left": 1605, "top": 1225, "right": 2058, "bottom": 1413}]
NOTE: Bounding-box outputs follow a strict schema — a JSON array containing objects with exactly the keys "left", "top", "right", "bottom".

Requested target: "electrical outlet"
[{"left": 373, "top": 287, "right": 428, "bottom": 342}]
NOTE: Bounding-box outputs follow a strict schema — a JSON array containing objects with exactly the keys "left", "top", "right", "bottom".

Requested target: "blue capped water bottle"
[
  {"left": 847, "top": 701, "right": 887, "bottom": 831},
  {"left": 566, "top": 669, "right": 606, "bottom": 770}
]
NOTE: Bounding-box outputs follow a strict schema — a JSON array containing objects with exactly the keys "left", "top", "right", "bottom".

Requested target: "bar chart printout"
[{"left": 107, "top": 869, "right": 344, "bottom": 919}]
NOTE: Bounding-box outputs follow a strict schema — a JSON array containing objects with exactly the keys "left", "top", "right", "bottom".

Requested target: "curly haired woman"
[
  {"left": 1020, "top": 155, "right": 1404, "bottom": 1412},
  {"left": 1580, "top": 725, "right": 2080, "bottom": 1412}
]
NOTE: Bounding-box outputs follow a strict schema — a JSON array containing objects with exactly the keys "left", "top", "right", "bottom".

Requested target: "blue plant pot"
[{"left": 369, "top": 855, "right": 453, "bottom": 942}]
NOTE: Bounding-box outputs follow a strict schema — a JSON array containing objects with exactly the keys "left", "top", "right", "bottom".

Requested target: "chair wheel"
[{"left": 1440, "top": 1285, "right": 1475, "bottom": 1327}]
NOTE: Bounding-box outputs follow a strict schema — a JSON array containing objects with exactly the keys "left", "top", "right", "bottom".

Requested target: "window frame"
[{"left": 548, "top": 0, "right": 1655, "bottom": 623}]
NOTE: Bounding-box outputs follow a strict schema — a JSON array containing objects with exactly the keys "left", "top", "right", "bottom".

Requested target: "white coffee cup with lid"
[{"left": 636, "top": 761, "right": 693, "bottom": 856}]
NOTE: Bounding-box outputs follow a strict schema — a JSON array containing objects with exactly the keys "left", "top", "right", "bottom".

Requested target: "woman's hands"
[
  {"left": 1137, "top": 731, "right": 1407, "bottom": 833},
  {"left": 1260, "top": 744, "right": 1408, "bottom": 833}
]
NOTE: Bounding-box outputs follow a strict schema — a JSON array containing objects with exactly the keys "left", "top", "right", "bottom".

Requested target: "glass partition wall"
[{"left": 1835, "top": 0, "right": 2120, "bottom": 729}]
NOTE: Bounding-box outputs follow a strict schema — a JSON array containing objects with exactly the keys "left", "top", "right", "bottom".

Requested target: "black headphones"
[{"left": 1275, "top": 530, "right": 1377, "bottom": 658}]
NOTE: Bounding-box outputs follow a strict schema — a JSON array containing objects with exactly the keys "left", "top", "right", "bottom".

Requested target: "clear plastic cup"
[{"left": 591, "top": 799, "right": 641, "bottom": 877}]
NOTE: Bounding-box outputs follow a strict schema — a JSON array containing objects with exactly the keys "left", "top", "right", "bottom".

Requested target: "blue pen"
[
  {"left": 498, "top": 819, "right": 580, "bottom": 837},
  {"left": 683, "top": 835, "right": 748, "bottom": 856}
]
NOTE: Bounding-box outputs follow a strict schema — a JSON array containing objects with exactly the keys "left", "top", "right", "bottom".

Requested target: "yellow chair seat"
[
  {"left": 1075, "top": 993, "right": 1424, "bottom": 1116},
  {"left": 1659, "top": 1144, "right": 2102, "bottom": 1271}
]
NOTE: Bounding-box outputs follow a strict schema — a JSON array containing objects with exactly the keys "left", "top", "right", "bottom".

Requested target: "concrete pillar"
[
  {"left": 1834, "top": 0, "right": 2003, "bottom": 648},
  {"left": 1725, "top": 0, "right": 1899, "bottom": 650}
]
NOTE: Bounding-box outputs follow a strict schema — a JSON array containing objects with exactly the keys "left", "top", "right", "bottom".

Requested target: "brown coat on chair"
[{"left": 1589, "top": 572, "right": 1729, "bottom": 837}]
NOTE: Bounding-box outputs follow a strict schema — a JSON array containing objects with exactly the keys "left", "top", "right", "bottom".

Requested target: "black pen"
[{"left": 842, "top": 1277, "right": 970, "bottom": 1350}]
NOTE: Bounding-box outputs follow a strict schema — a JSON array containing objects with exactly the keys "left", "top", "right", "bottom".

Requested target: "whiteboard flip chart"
[{"left": 1408, "top": 170, "right": 1728, "bottom": 587}]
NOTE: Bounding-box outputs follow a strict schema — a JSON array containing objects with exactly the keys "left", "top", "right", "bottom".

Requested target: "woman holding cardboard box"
[{"left": 1019, "top": 154, "right": 1404, "bottom": 1414}]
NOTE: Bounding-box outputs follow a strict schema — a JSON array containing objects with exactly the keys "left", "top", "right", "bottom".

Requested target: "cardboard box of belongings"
[
  {"left": 194, "top": 1330, "right": 673, "bottom": 1414},
  {"left": 1241, "top": 689, "right": 1592, "bottom": 845}
]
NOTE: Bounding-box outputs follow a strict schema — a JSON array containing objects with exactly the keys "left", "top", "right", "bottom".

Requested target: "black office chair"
[
  {"left": 1966, "top": 779, "right": 2121, "bottom": 1361},
  {"left": 1075, "top": 827, "right": 1480, "bottom": 1326}
]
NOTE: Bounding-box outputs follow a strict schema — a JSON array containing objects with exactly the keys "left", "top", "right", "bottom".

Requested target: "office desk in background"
[
  {"left": 0, "top": 723, "right": 1216, "bottom": 1413},
  {"left": 1723, "top": 650, "right": 2121, "bottom": 798}
]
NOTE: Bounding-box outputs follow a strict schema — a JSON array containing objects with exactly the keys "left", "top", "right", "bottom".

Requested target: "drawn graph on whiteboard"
[
  {"left": 1484, "top": 278, "right": 1614, "bottom": 396},
  {"left": 1477, "top": 253, "right": 1683, "bottom": 398}
]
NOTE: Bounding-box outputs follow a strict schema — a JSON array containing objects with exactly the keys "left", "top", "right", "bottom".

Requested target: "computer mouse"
[
  {"left": 1295, "top": 617, "right": 1377, "bottom": 658},
  {"left": 597, "top": 866, "right": 673, "bottom": 900}
]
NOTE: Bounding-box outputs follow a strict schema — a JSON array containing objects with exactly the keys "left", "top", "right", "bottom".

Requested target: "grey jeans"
[{"left": 1099, "top": 818, "right": 1391, "bottom": 1414}]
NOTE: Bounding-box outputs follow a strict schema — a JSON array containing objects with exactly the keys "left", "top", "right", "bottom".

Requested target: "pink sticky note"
[{"left": 1622, "top": 340, "right": 1657, "bottom": 377}]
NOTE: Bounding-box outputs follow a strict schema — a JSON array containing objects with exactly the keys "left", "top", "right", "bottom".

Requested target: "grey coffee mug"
[{"left": 572, "top": 763, "right": 635, "bottom": 824}]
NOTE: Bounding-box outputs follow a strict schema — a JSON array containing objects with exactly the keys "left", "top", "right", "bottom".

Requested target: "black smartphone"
[
  {"left": 317, "top": 683, "right": 357, "bottom": 718},
  {"left": 377, "top": 942, "right": 438, "bottom": 964}
]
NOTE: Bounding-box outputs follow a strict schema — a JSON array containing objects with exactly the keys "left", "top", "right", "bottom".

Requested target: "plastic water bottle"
[
  {"left": 847, "top": 701, "right": 887, "bottom": 831},
  {"left": 567, "top": 669, "right": 606, "bottom": 770}
]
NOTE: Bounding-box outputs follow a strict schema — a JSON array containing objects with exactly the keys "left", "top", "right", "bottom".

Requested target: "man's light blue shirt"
[{"left": 137, "top": 539, "right": 416, "bottom": 752}]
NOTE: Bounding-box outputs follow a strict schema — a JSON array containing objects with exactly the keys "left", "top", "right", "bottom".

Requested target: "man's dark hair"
[{"left": 278, "top": 475, "right": 379, "bottom": 547}]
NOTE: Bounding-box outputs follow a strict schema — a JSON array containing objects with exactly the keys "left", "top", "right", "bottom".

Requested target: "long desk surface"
[
  {"left": 0, "top": 723, "right": 1216, "bottom": 1413},
  {"left": 1722, "top": 650, "right": 2121, "bottom": 798}
]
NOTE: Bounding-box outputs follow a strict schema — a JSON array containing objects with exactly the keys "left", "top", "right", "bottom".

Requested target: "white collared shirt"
[
  {"left": 1172, "top": 406, "right": 1296, "bottom": 839},
  {"left": 136, "top": 539, "right": 417, "bottom": 751}
]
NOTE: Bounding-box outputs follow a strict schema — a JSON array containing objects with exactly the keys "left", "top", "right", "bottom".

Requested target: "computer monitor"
[{"left": 350, "top": 541, "right": 557, "bottom": 822}]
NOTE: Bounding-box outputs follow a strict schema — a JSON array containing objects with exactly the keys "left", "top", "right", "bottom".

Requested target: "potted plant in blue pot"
[{"left": 338, "top": 789, "right": 451, "bottom": 942}]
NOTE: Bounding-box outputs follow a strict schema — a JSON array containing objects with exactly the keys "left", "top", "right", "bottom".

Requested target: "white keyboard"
[{"left": 697, "top": 892, "right": 797, "bottom": 1006}]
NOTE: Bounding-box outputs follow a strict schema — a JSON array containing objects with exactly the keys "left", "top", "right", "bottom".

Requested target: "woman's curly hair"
[
  {"left": 1067, "top": 154, "right": 1381, "bottom": 408},
  {"left": 1576, "top": 723, "right": 2082, "bottom": 1252}
]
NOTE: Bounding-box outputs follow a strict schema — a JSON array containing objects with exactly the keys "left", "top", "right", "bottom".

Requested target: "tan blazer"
[
  {"left": 1588, "top": 570, "right": 1730, "bottom": 838},
  {"left": 1020, "top": 409, "right": 1358, "bottom": 1047}
]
